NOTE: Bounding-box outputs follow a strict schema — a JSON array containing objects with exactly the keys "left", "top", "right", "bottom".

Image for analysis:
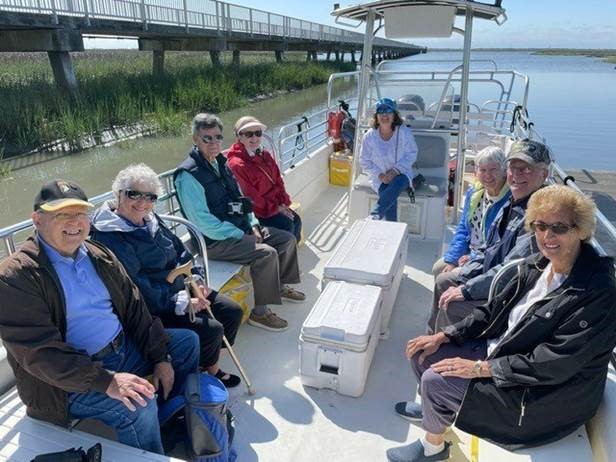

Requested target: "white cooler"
[
  {"left": 322, "top": 219, "right": 408, "bottom": 335},
  {"left": 299, "top": 281, "right": 383, "bottom": 397}
]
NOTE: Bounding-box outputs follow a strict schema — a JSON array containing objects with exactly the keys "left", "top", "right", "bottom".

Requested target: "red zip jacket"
[{"left": 226, "top": 142, "right": 291, "bottom": 219}]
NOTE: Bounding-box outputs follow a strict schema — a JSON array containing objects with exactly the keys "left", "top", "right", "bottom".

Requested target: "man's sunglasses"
[
  {"left": 201, "top": 134, "right": 224, "bottom": 144},
  {"left": 240, "top": 130, "right": 262, "bottom": 138},
  {"left": 530, "top": 221, "right": 576, "bottom": 235},
  {"left": 123, "top": 190, "right": 158, "bottom": 202}
]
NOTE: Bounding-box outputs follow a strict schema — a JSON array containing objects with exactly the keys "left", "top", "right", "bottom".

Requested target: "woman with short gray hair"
[
  {"left": 91, "top": 163, "right": 243, "bottom": 388},
  {"left": 432, "top": 146, "right": 510, "bottom": 276}
]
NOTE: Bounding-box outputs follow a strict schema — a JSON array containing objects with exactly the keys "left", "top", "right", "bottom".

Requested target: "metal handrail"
[
  {"left": 376, "top": 58, "right": 499, "bottom": 72},
  {"left": 0, "top": 0, "right": 416, "bottom": 49}
]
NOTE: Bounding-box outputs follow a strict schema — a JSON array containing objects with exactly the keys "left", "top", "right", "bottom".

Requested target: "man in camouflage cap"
[{"left": 426, "top": 139, "right": 551, "bottom": 333}]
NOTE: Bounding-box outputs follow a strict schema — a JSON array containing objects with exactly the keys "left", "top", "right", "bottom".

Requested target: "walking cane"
[{"left": 166, "top": 261, "right": 256, "bottom": 395}]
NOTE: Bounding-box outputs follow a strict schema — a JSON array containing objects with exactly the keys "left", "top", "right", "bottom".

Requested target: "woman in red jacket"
[{"left": 227, "top": 116, "right": 302, "bottom": 242}]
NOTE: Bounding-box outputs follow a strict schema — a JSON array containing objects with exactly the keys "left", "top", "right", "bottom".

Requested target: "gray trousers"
[
  {"left": 207, "top": 227, "right": 300, "bottom": 307},
  {"left": 410, "top": 340, "right": 487, "bottom": 434},
  {"left": 426, "top": 270, "right": 486, "bottom": 334}
]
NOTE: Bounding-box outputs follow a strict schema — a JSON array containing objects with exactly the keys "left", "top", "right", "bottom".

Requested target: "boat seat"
[
  {"left": 349, "top": 130, "right": 449, "bottom": 240},
  {"left": 353, "top": 172, "right": 447, "bottom": 198}
]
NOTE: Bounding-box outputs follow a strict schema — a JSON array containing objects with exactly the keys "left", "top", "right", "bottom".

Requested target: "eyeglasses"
[
  {"left": 376, "top": 107, "right": 395, "bottom": 115},
  {"left": 47, "top": 211, "right": 91, "bottom": 222},
  {"left": 201, "top": 134, "right": 224, "bottom": 144},
  {"left": 530, "top": 221, "right": 576, "bottom": 235},
  {"left": 507, "top": 165, "right": 535, "bottom": 175},
  {"left": 123, "top": 190, "right": 158, "bottom": 202},
  {"left": 240, "top": 130, "right": 262, "bottom": 138}
]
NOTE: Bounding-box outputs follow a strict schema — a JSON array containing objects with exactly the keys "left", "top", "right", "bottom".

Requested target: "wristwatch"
[{"left": 473, "top": 360, "right": 483, "bottom": 377}]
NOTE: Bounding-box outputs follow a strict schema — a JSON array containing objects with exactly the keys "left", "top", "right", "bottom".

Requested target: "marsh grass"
[{"left": 0, "top": 51, "right": 354, "bottom": 155}]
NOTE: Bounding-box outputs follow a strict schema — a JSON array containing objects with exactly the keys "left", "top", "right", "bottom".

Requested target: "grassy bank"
[
  {"left": 532, "top": 48, "right": 616, "bottom": 63},
  {"left": 0, "top": 51, "right": 354, "bottom": 156}
]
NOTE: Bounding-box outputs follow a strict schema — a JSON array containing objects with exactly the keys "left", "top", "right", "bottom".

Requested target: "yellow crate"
[
  {"left": 218, "top": 265, "right": 254, "bottom": 323},
  {"left": 329, "top": 152, "right": 353, "bottom": 187}
]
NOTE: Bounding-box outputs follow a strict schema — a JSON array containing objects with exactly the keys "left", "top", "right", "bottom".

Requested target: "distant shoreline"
[{"left": 427, "top": 48, "right": 616, "bottom": 63}]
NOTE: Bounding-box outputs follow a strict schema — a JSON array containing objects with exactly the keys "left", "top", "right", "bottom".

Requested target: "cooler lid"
[
  {"left": 324, "top": 219, "right": 408, "bottom": 286},
  {"left": 301, "top": 281, "right": 382, "bottom": 350}
]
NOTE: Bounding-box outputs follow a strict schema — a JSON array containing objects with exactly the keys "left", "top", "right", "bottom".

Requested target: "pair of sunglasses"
[
  {"left": 123, "top": 190, "right": 158, "bottom": 202},
  {"left": 201, "top": 134, "right": 224, "bottom": 144},
  {"left": 240, "top": 130, "right": 262, "bottom": 138},
  {"left": 530, "top": 221, "right": 576, "bottom": 235},
  {"left": 376, "top": 107, "right": 395, "bottom": 114}
]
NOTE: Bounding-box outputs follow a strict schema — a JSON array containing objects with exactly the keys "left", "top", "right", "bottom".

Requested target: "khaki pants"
[{"left": 207, "top": 227, "right": 300, "bottom": 307}]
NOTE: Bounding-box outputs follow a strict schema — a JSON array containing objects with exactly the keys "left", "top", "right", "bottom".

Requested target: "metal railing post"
[
  {"left": 83, "top": 0, "right": 91, "bottom": 26},
  {"left": 249, "top": 8, "right": 253, "bottom": 35},
  {"left": 267, "top": 12, "right": 271, "bottom": 36},
  {"left": 183, "top": 0, "right": 188, "bottom": 32},
  {"left": 215, "top": 0, "right": 220, "bottom": 32},
  {"left": 226, "top": 3, "right": 231, "bottom": 32},
  {"left": 140, "top": 0, "right": 147, "bottom": 31},
  {"left": 50, "top": 0, "right": 58, "bottom": 24}
]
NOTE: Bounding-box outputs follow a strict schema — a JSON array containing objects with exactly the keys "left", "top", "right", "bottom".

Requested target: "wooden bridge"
[{"left": 0, "top": 0, "right": 425, "bottom": 93}]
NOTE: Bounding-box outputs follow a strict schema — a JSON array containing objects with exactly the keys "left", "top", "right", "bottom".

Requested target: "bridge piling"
[
  {"left": 153, "top": 50, "right": 165, "bottom": 75},
  {"left": 210, "top": 50, "right": 221, "bottom": 67},
  {"left": 275, "top": 50, "right": 284, "bottom": 62},
  {"left": 232, "top": 49, "right": 240, "bottom": 66},
  {"left": 48, "top": 51, "right": 78, "bottom": 98}
]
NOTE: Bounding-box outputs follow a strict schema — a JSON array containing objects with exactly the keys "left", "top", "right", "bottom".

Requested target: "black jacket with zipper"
[{"left": 444, "top": 243, "right": 616, "bottom": 450}]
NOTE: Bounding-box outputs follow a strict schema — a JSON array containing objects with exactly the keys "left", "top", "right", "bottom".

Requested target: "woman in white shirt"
[
  {"left": 359, "top": 97, "right": 419, "bottom": 221},
  {"left": 387, "top": 185, "right": 616, "bottom": 462}
]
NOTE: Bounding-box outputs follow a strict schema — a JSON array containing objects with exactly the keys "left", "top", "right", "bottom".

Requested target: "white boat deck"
[{"left": 0, "top": 185, "right": 596, "bottom": 461}]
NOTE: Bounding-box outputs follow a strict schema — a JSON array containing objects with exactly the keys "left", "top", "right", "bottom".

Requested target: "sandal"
[{"left": 215, "top": 369, "right": 241, "bottom": 388}]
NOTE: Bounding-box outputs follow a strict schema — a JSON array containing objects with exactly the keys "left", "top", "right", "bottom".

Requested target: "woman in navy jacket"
[{"left": 91, "top": 163, "right": 243, "bottom": 388}]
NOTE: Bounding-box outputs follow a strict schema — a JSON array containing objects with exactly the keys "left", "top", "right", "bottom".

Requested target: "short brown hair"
[
  {"left": 370, "top": 110, "right": 404, "bottom": 129},
  {"left": 525, "top": 185, "right": 597, "bottom": 242}
]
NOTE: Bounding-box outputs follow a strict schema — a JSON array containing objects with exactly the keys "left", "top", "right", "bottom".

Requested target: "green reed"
[{"left": 0, "top": 51, "right": 354, "bottom": 156}]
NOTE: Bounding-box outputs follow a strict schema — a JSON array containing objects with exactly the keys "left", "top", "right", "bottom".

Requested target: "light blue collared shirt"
[
  {"left": 38, "top": 236, "right": 122, "bottom": 356},
  {"left": 174, "top": 170, "right": 259, "bottom": 241}
]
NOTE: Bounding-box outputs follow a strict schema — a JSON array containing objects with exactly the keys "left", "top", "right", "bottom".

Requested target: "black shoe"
[
  {"left": 395, "top": 401, "right": 423, "bottom": 422},
  {"left": 215, "top": 369, "right": 242, "bottom": 388},
  {"left": 387, "top": 440, "right": 451, "bottom": 462}
]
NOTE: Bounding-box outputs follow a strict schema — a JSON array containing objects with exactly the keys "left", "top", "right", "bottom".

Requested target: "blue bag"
[{"left": 158, "top": 372, "right": 237, "bottom": 461}]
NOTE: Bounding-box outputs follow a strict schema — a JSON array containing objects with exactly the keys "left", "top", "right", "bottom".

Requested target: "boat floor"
[{"left": 0, "top": 185, "right": 594, "bottom": 461}]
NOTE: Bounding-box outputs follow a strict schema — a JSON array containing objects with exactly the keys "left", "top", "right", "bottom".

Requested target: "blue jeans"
[
  {"left": 68, "top": 329, "right": 199, "bottom": 454},
  {"left": 259, "top": 209, "right": 302, "bottom": 242},
  {"left": 373, "top": 174, "right": 410, "bottom": 221}
]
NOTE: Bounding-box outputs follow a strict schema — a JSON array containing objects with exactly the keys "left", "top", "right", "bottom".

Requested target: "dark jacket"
[
  {"left": 0, "top": 237, "right": 170, "bottom": 427},
  {"left": 444, "top": 244, "right": 616, "bottom": 450},
  {"left": 90, "top": 203, "right": 192, "bottom": 316},
  {"left": 226, "top": 142, "right": 291, "bottom": 219},
  {"left": 174, "top": 147, "right": 251, "bottom": 244},
  {"left": 459, "top": 193, "right": 535, "bottom": 301}
]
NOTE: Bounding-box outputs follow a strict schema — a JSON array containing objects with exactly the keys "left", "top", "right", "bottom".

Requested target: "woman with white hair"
[
  {"left": 91, "top": 163, "right": 243, "bottom": 388},
  {"left": 432, "top": 146, "right": 510, "bottom": 276}
]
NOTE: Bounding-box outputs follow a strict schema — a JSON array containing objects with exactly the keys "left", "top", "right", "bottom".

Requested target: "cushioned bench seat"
[{"left": 353, "top": 172, "right": 447, "bottom": 198}]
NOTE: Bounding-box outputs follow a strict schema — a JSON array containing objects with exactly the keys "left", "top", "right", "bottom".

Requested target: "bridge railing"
[{"left": 0, "top": 0, "right": 415, "bottom": 48}]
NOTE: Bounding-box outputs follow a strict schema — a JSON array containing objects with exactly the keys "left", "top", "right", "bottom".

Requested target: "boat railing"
[
  {"left": 276, "top": 98, "right": 357, "bottom": 171},
  {"left": 0, "top": 168, "right": 180, "bottom": 259},
  {"left": 375, "top": 58, "right": 499, "bottom": 72}
]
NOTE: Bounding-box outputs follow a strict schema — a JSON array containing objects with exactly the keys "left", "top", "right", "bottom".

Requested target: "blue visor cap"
[{"left": 376, "top": 98, "right": 397, "bottom": 114}]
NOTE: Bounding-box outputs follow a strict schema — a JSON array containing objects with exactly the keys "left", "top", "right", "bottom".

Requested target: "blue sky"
[{"left": 86, "top": 1, "right": 616, "bottom": 49}]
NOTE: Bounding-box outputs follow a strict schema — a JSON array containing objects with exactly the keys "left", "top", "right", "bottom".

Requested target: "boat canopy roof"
[{"left": 332, "top": 1, "right": 506, "bottom": 23}]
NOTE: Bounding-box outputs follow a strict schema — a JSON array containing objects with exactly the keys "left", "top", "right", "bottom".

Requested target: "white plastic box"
[
  {"left": 322, "top": 219, "right": 408, "bottom": 334},
  {"left": 299, "top": 281, "right": 383, "bottom": 397}
]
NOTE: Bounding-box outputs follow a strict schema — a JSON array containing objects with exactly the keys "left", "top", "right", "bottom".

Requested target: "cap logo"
[{"left": 57, "top": 181, "right": 73, "bottom": 193}]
